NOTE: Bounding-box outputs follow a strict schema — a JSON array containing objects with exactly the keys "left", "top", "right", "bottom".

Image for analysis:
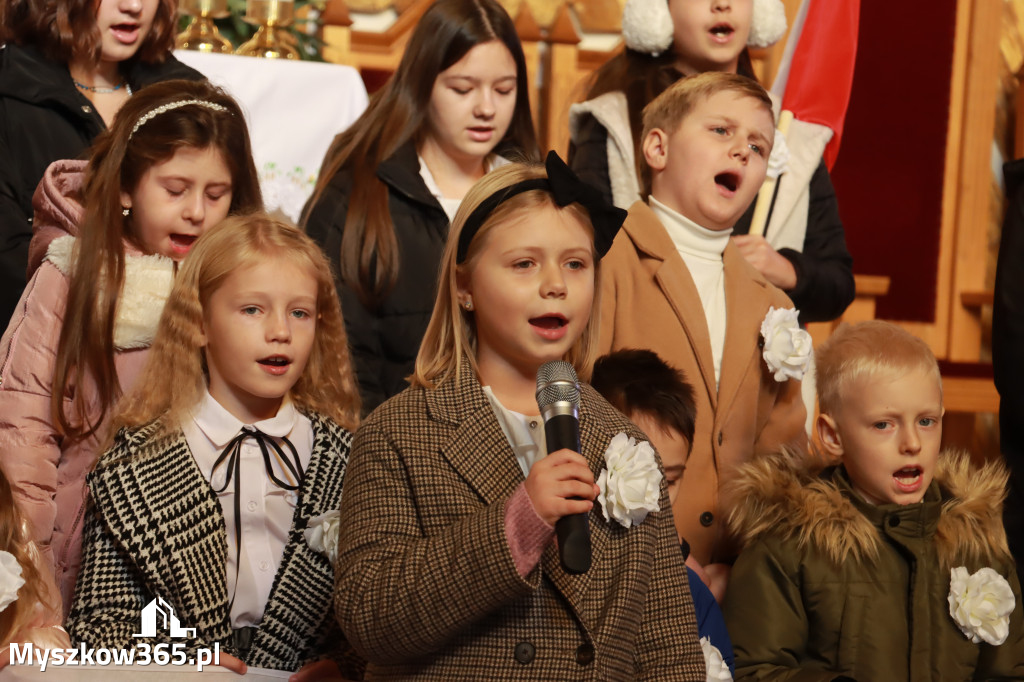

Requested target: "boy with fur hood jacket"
[{"left": 723, "top": 321, "right": 1024, "bottom": 681}]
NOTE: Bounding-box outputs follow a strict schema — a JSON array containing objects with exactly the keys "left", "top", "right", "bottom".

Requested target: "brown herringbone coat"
[
  {"left": 334, "top": 367, "right": 705, "bottom": 680},
  {"left": 599, "top": 201, "right": 808, "bottom": 565}
]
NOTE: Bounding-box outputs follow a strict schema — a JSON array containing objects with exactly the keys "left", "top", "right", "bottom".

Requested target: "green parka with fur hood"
[{"left": 722, "top": 450, "right": 1024, "bottom": 681}]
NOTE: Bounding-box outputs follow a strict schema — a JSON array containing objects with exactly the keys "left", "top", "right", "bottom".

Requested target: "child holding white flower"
[
  {"left": 0, "top": 468, "right": 69, "bottom": 670},
  {"left": 66, "top": 216, "right": 364, "bottom": 679},
  {"left": 723, "top": 321, "right": 1024, "bottom": 679},
  {"left": 334, "top": 154, "right": 706, "bottom": 679},
  {"left": 597, "top": 72, "right": 807, "bottom": 589}
]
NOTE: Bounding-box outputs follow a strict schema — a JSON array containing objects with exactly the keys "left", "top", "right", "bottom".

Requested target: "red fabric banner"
[{"left": 779, "top": 0, "right": 860, "bottom": 169}]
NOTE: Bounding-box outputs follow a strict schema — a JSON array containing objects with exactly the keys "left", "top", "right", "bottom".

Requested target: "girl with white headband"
[
  {"left": 0, "top": 79, "right": 262, "bottom": 619},
  {"left": 569, "top": 0, "right": 855, "bottom": 325}
]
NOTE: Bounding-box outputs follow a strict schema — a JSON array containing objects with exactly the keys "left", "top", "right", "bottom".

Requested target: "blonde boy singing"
[
  {"left": 598, "top": 72, "right": 807, "bottom": 591},
  {"left": 724, "top": 321, "right": 1024, "bottom": 679}
]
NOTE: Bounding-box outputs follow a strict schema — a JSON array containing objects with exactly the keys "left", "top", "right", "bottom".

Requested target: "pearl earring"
[
  {"left": 463, "top": 300, "right": 473, "bottom": 311},
  {"left": 122, "top": 207, "right": 130, "bottom": 217}
]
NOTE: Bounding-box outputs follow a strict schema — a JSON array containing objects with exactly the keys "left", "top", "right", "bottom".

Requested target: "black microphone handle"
[{"left": 544, "top": 412, "right": 592, "bottom": 574}]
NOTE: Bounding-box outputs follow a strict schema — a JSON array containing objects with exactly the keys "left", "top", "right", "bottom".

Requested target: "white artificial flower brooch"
[
  {"left": 596, "top": 433, "right": 661, "bottom": 528},
  {"left": 948, "top": 566, "right": 1015, "bottom": 645},
  {"left": 0, "top": 550, "right": 25, "bottom": 613},
  {"left": 760, "top": 307, "right": 812, "bottom": 382},
  {"left": 700, "top": 636, "right": 733, "bottom": 681},
  {"left": 304, "top": 510, "right": 341, "bottom": 566}
]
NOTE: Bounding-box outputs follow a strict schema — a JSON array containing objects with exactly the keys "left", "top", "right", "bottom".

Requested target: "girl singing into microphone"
[{"left": 333, "top": 153, "right": 705, "bottom": 679}]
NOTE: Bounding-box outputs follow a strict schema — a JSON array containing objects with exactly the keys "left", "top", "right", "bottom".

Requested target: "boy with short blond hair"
[
  {"left": 723, "top": 321, "right": 1024, "bottom": 680},
  {"left": 598, "top": 71, "right": 807, "bottom": 583}
]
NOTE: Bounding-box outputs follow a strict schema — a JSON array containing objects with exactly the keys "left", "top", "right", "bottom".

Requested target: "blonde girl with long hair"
[
  {"left": 303, "top": 0, "right": 539, "bottom": 413},
  {"left": 0, "top": 79, "right": 261, "bottom": 617},
  {"left": 333, "top": 153, "right": 705, "bottom": 679},
  {"left": 68, "top": 215, "right": 362, "bottom": 679}
]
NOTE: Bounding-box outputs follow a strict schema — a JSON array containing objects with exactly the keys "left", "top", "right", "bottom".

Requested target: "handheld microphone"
[{"left": 535, "top": 360, "right": 591, "bottom": 574}]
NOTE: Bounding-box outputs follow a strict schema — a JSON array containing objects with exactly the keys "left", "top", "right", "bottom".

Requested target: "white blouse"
[
  {"left": 183, "top": 392, "right": 313, "bottom": 628},
  {"left": 482, "top": 386, "right": 547, "bottom": 478}
]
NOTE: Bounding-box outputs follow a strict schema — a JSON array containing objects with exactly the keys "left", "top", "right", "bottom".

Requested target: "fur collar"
[
  {"left": 569, "top": 91, "right": 640, "bottom": 209},
  {"left": 45, "top": 235, "right": 175, "bottom": 350},
  {"left": 726, "top": 448, "right": 1012, "bottom": 569}
]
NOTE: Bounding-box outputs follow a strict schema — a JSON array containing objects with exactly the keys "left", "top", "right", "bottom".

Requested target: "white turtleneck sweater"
[{"left": 650, "top": 196, "right": 732, "bottom": 389}]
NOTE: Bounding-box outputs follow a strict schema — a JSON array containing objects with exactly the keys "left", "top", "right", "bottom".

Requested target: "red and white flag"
[{"left": 771, "top": 0, "right": 860, "bottom": 169}]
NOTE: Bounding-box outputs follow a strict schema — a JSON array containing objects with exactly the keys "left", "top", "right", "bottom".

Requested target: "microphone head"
[{"left": 536, "top": 360, "right": 581, "bottom": 410}]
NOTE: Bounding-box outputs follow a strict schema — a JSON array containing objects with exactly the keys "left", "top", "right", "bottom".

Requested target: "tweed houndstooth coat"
[
  {"left": 334, "top": 364, "right": 706, "bottom": 680},
  {"left": 66, "top": 412, "right": 362, "bottom": 675}
]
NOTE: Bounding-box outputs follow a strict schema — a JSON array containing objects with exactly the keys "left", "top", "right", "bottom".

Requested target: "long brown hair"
[
  {"left": 583, "top": 42, "right": 756, "bottom": 183},
  {"left": 52, "top": 79, "right": 263, "bottom": 443},
  {"left": 303, "top": 0, "right": 539, "bottom": 309},
  {"left": 113, "top": 214, "right": 361, "bottom": 435},
  {"left": 0, "top": 471, "right": 56, "bottom": 646},
  {"left": 413, "top": 162, "right": 601, "bottom": 389},
  {"left": 0, "top": 0, "right": 178, "bottom": 69}
]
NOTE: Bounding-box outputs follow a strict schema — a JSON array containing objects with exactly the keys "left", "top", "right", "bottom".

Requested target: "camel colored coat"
[{"left": 598, "top": 201, "right": 807, "bottom": 564}]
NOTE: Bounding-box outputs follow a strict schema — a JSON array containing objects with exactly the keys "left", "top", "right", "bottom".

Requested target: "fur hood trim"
[
  {"left": 726, "top": 448, "right": 1011, "bottom": 569},
  {"left": 45, "top": 235, "right": 175, "bottom": 350},
  {"left": 568, "top": 92, "right": 640, "bottom": 209}
]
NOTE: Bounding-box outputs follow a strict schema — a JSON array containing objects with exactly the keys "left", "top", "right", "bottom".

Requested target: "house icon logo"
[{"left": 133, "top": 597, "right": 197, "bottom": 639}]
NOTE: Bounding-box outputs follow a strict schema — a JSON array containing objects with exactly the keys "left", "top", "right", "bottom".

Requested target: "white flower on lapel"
[
  {"left": 304, "top": 510, "right": 341, "bottom": 566},
  {"left": 948, "top": 566, "right": 1015, "bottom": 645},
  {"left": 700, "top": 636, "right": 733, "bottom": 681},
  {"left": 596, "top": 433, "right": 661, "bottom": 528},
  {"left": 0, "top": 550, "right": 25, "bottom": 613},
  {"left": 760, "top": 306, "right": 812, "bottom": 381}
]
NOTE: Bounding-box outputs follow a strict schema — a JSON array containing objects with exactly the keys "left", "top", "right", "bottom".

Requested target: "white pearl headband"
[{"left": 129, "top": 99, "right": 230, "bottom": 140}]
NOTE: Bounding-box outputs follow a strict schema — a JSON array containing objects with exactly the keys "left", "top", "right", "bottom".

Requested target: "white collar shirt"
[
  {"left": 482, "top": 385, "right": 547, "bottom": 477},
  {"left": 183, "top": 392, "right": 313, "bottom": 628}
]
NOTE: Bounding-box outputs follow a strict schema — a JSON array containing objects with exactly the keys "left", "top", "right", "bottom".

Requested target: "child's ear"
[
  {"left": 642, "top": 128, "right": 669, "bottom": 171},
  {"left": 120, "top": 191, "right": 132, "bottom": 210},
  {"left": 816, "top": 413, "right": 844, "bottom": 459},
  {"left": 455, "top": 268, "right": 472, "bottom": 305}
]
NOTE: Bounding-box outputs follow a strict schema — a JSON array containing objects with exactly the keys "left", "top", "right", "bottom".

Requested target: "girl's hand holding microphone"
[{"left": 524, "top": 449, "right": 598, "bottom": 527}]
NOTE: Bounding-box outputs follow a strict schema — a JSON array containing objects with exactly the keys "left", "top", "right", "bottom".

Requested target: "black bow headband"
[{"left": 455, "top": 151, "right": 627, "bottom": 264}]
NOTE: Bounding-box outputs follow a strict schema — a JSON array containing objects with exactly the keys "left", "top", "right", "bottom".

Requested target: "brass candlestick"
[
  {"left": 236, "top": 0, "right": 300, "bottom": 59},
  {"left": 175, "top": 0, "right": 234, "bottom": 53}
]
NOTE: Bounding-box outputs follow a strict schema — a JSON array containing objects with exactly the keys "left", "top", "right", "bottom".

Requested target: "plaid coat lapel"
[
  {"left": 426, "top": 362, "right": 610, "bottom": 631},
  {"left": 90, "top": 414, "right": 354, "bottom": 671},
  {"left": 248, "top": 412, "right": 352, "bottom": 669},
  {"left": 88, "top": 423, "right": 232, "bottom": 646},
  {"left": 426, "top": 363, "right": 526, "bottom": 506}
]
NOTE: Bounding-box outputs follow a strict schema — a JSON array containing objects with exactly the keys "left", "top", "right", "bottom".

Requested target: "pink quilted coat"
[{"left": 0, "top": 160, "right": 165, "bottom": 616}]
